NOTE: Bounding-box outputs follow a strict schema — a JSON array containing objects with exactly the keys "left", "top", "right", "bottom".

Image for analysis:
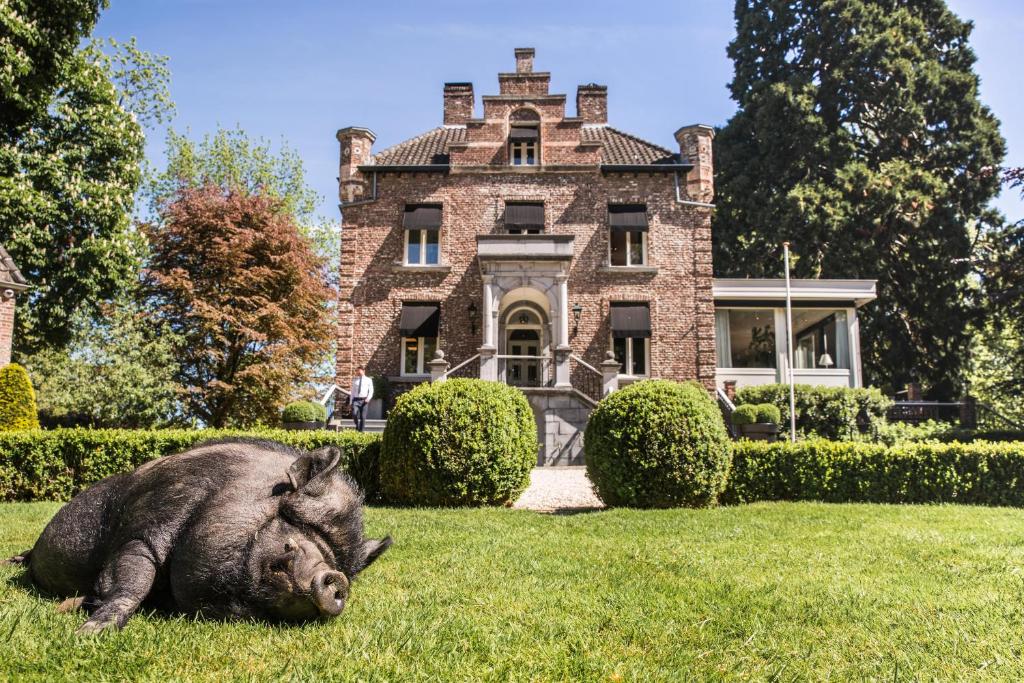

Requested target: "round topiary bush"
[
  {"left": 380, "top": 378, "right": 536, "bottom": 506},
  {"left": 281, "top": 400, "right": 327, "bottom": 425},
  {"left": 584, "top": 379, "right": 732, "bottom": 508},
  {"left": 754, "top": 403, "right": 781, "bottom": 425},
  {"left": 0, "top": 363, "right": 40, "bottom": 431},
  {"left": 732, "top": 403, "right": 758, "bottom": 426}
]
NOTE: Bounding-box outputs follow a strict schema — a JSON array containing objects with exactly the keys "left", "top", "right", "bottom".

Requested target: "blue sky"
[{"left": 95, "top": 0, "right": 1023, "bottom": 223}]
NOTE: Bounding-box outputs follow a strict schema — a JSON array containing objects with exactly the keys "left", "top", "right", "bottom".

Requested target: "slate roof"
[
  {"left": 0, "top": 245, "right": 27, "bottom": 288},
  {"left": 369, "top": 124, "right": 678, "bottom": 167}
]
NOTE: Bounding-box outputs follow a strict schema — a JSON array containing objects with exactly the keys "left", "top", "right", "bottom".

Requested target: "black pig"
[{"left": 6, "top": 439, "right": 391, "bottom": 634}]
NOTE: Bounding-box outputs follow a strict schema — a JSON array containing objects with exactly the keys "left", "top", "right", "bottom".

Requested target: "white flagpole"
[{"left": 783, "top": 242, "right": 796, "bottom": 443}]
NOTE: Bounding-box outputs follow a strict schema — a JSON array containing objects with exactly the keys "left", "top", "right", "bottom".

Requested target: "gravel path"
[{"left": 512, "top": 467, "right": 605, "bottom": 513}]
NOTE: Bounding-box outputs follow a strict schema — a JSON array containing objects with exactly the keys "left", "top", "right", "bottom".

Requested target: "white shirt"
[{"left": 350, "top": 375, "right": 374, "bottom": 403}]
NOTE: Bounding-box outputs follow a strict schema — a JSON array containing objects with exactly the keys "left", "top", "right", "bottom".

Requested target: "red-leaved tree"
[{"left": 143, "top": 185, "right": 332, "bottom": 427}]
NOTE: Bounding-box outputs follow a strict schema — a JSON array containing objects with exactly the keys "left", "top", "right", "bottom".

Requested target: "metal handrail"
[
  {"left": 569, "top": 353, "right": 601, "bottom": 376},
  {"left": 319, "top": 384, "right": 351, "bottom": 406},
  {"left": 440, "top": 353, "right": 481, "bottom": 380}
]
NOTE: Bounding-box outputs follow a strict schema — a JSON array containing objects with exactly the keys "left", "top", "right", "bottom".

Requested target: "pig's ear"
[
  {"left": 360, "top": 536, "right": 393, "bottom": 571},
  {"left": 287, "top": 447, "right": 343, "bottom": 494}
]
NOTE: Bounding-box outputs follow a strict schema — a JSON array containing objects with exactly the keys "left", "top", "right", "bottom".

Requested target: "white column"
[
  {"left": 556, "top": 274, "right": 570, "bottom": 350},
  {"left": 849, "top": 308, "right": 862, "bottom": 388},
  {"left": 481, "top": 274, "right": 496, "bottom": 350},
  {"left": 479, "top": 274, "right": 497, "bottom": 380}
]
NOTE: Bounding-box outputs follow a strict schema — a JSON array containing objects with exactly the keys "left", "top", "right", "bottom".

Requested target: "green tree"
[
  {"left": 713, "top": 0, "right": 1006, "bottom": 398},
  {"left": 0, "top": 38, "right": 172, "bottom": 354},
  {"left": 0, "top": 0, "right": 105, "bottom": 136},
  {"left": 22, "top": 298, "right": 181, "bottom": 428}
]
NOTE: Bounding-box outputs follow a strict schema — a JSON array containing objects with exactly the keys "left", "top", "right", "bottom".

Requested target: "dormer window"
[{"left": 509, "top": 125, "right": 539, "bottom": 166}]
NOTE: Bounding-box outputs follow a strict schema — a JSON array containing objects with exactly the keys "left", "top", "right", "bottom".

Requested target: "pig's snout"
[{"left": 311, "top": 569, "right": 349, "bottom": 616}]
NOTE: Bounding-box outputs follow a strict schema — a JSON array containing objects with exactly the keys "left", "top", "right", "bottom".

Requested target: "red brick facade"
[
  {"left": 335, "top": 49, "right": 716, "bottom": 396},
  {"left": 0, "top": 245, "right": 27, "bottom": 367}
]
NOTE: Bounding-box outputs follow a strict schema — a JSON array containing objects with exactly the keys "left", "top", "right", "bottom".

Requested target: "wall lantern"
[
  {"left": 468, "top": 302, "right": 478, "bottom": 335},
  {"left": 571, "top": 303, "right": 583, "bottom": 335}
]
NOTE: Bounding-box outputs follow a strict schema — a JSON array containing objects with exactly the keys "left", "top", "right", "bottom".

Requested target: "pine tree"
[{"left": 713, "top": 0, "right": 1005, "bottom": 398}]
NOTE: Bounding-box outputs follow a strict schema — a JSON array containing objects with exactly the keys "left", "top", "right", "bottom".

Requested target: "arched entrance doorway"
[{"left": 503, "top": 304, "right": 546, "bottom": 386}]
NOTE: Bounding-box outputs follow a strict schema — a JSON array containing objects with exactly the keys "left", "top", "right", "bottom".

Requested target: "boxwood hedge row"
[
  {"left": 0, "top": 428, "right": 381, "bottom": 503},
  {"left": 722, "top": 439, "right": 1024, "bottom": 506}
]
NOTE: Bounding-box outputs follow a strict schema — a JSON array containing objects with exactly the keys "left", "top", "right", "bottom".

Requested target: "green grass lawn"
[{"left": 2, "top": 502, "right": 1024, "bottom": 681}]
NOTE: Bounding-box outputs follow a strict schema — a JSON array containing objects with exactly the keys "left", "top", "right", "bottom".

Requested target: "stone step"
[{"left": 328, "top": 418, "right": 387, "bottom": 433}]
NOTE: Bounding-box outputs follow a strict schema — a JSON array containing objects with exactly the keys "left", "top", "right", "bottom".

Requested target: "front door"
[{"left": 507, "top": 328, "right": 541, "bottom": 386}]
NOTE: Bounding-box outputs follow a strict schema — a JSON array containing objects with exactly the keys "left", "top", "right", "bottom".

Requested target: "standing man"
[{"left": 349, "top": 366, "right": 374, "bottom": 432}]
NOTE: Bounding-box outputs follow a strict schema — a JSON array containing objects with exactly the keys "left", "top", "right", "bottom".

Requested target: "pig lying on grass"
[{"left": 5, "top": 438, "right": 391, "bottom": 634}]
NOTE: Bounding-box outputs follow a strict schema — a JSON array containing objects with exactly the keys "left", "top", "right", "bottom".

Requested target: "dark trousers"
[{"left": 351, "top": 399, "right": 367, "bottom": 432}]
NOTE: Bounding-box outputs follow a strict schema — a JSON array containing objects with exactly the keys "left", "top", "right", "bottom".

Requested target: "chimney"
[
  {"left": 515, "top": 47, "right": 534, "bottom": 73},
  {"left": 576, "top": 84, "right": 607, "bottom": 124},
  {"left": 443, "top": 82, "right": 474, "bottom": 125},
  {"left": 674, "top": 124, "right": 715, "bottom": 203},
  {"left": 336, "top": 127, "right": 375, "bottom": 203}
]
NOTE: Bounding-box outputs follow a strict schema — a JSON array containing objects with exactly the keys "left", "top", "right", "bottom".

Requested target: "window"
[
  {"left": 402, "top": 336, "right": 438, "bottom": 376},
  {"left": 505, "top": 202, "right": 544, "bottom": 234},
  {"left": 398, "top": 302, "right": 440, "bottom": 376},
  {"left": 509, "top": 126, "right": 539, "bottom": 166},
  {"left": 792, "top": 310, "right": 849, "bottom": 369},
  {"left": 613, "top": 337, "right": 649, "bottom": 377},
  {"left": 609, "top": 302, "right": 651, "bottom": 376},
  {"left": 716, "top": 309, "right": 776, "bottom": 368},
  {"left": 402, "top": 205, "right": 441, "bottom": 265},
  {"left": 608, "top": 205, "right": 648, "bottom": 266}
]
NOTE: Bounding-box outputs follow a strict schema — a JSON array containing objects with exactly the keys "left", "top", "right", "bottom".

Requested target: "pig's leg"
[{"left": 77, "top": 540, "right": 158, "bottom": 635}]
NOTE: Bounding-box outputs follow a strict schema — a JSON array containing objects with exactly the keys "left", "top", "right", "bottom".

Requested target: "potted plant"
[
  {"left": 281, "top": 400, "right": 327, "bottom": 430},
  {"left": 732, "top": 403, "right": 781, "bottom": 441}
]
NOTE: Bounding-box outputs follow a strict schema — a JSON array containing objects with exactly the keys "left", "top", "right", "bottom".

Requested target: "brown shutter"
[
  {"left": 509, "top": 127, "right": 539, "bottom": 141},
  {"left": 399, "top": 303, "right": 440, "bottom": 336},
  {"left": 608, "top": 205, "right": 649, "bottom": 232},
  {"left": 402, "top": 205, "right": 442, "bottom": 230},
  {"left": 505, "top": 203, "right": 545, "bottom": 229},
  {"left": 610, "top": 303, "right": 651, "bottom": 338}
]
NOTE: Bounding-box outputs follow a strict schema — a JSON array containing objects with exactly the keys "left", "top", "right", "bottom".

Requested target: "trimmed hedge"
[
  {"left": 0, "top": 428, "right": 381, "bottom": 503},
  {"left": 0, "top": 364, "right": 39, "bottom": 431},
  {"left": 281, "top": 400, "right": 327, "bottom": 424},
  {"left": 734, "top": 383, "right": 891, "bottom": 440},
  {"left": 732, "top": 404, "right": 759, "bottom": 426},
  {"left": 755, "top": 403, "right": 781, "bottom": 424},
  {"left": 585, "top": 380, "right": 733, "bottom": 508},
  {"left": 722, "top": 439, "right": 1024, "bottom": 506},
  {"left": 380, "top": 379, "right": 536, "bottom": 506}
]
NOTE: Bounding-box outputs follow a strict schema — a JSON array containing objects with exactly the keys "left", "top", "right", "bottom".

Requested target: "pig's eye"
[{"left": 284, "top": 541, "right": 295, "bottom": 553}]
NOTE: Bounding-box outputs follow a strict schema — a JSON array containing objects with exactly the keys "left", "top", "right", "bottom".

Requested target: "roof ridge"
[
  {"left": 0, "top": 244, "right": 27, "bottom": 286},
  {"left": 372, "top": 126, "right": 446, "bottom": 163},
  {"left": 603, "top": 125, "right": 674, "bottom": 158}
]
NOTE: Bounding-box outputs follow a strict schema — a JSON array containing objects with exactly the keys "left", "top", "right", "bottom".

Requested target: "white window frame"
[
  {"left": 509, "top": 141, "right": 539, "bottom": 166},
  {"left": 400, "top": 336, "right": 437, "bottom": 377},
  {"left": 610, "top": 334, "right": 651, "bottom": 377},
  {"left": 404, "top": 228, "right": 440, "bottom": 266},
  {"left": 608, "top": 229, "right": 648, "bottom": 267}
]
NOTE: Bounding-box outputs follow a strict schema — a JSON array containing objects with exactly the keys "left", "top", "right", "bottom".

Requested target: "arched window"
[{"left": 509, "top": 109, "right": 540, "bottom": 166}]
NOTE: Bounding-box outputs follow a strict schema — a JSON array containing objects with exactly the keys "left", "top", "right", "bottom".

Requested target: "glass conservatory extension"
[{"left": 712, "top": 279, "right": 877, "bottom": 391}]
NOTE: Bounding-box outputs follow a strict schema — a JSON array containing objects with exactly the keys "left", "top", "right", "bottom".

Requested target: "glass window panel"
[
  {"left": 629, "top": 232, "right": 645, "bottom": 265},
  {"left": 526, "top": 143, "right": 535, "bottom": 165},
  {"left": 406, "top": 229, "right": 422, "bottom": 264},
  {"left": 613, "top": 337, "right": 627, "bottom": 371},
  {"left": 631, "top": 338, "right": 647, "bottom": 375},
  {"left": 728, "top": 310, "right": 776, "bottom": 368},
  {"left": 610, "top": 230, "right": 628, "bottom": 266},
  {"left": 792, "top": 310, "right": 848, "bottom": 369},
  {"left": 424, "top": 229, "right": 439, "bottom": 264},
  {"left": 403, "top": 337, "right": 418, "bottom": 374},
  {"left": 422, "top": 337, "right": 437, "bottom": 371}
]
